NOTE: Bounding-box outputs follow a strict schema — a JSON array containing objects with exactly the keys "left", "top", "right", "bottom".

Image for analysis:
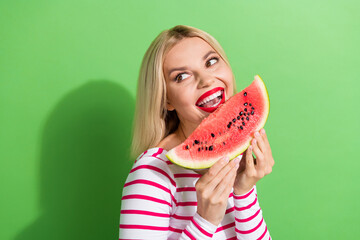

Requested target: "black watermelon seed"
[
  {"left": 249, "top": 103, "right": 252, "bottom": 106},
  {"left": 223, "top": 142, "right": 226, "bottom": 145},
  {"left": 244, "top": 108, "right": 247, "bottom": 112},
  {"left": 185, "top": 145, "right": 189, "bottom": 150},
  {"left": 244, "top": 92, "right": 247, "bottom": 96},
  {"left": 206, "top": 146, "right": 208, "bottom": 150},
  {"left": 251, "top": 107, "right": 255, "bottom": 110},
  {"left": 198, "top": 147, "right": 201, "bottom": 152},
  {"left": 232, "top": 118, "right": 236, "bottom": 123},
  {"left": 241, "top": 117, "right": 244, "bottom": 120},
  {"left": 237, "top": 116, "right": 240, "bottom": 120},
  {"left": 211, "top": 133, "right": 215, "bottom": 137},
  {"left": 244, "top": 102, "right": 248, "bottom": 106},
  {"left": 192, "top": 143, "right": 195, "bottom": 146},
  {"left": 251, "top": 111, "right": 254, "bottom": 115},
  {"left": 240, "top": 126, "right": 243, "bottom": 130},
  {"left": 227, "top": 123, "right": 231, "bottom": 128},
  {"left": 209, "top": 145, "right": 213, "bottom": 151},
  {"left": 239, "top": 111, "right": 244, "bottom": 116},
  {"left": 246, "top": 117, "right": 249, "bottom": 121},
  {"left": 201, "top": 146, "right": 204, "bottom": 150},
  {"left": 247, "top": 113, "right": 250, "bottom": 116},
  {"left": 242, "top": 122, "right": 246, "bottom": 126},
  {"left": 194, "top": 140, "right": 199, "bottom": 144}
]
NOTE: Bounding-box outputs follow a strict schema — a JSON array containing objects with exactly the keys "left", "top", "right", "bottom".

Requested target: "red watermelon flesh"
[{"left": 166, "top": 75, "right": 270, "bottom": 169}]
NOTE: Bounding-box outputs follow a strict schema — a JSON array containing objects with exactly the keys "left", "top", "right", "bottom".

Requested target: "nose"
[{"left": 197, "top": 72, "right": 215, "bottom": 89}]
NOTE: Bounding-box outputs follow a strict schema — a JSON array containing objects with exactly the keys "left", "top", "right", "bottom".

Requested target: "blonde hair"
[{"left": 130, "top": 25, "right": 236, "bottom": 159}]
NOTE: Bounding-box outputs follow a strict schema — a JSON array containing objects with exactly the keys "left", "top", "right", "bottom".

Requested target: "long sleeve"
[
  {"left": 119, "top": 153, "right": 220, "bottom": 240},
  {"left": 233, "top": 185, "right": 271, "bottom": 240}
]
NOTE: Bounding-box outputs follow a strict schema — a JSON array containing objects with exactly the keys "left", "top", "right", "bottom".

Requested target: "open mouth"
[{"left": 196, "top": 88, "right": 225, "bottom": 113}]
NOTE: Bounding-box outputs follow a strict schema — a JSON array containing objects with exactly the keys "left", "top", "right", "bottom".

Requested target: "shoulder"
[{"left": 129, "top": 148, "right": 177, "bottom": 188}]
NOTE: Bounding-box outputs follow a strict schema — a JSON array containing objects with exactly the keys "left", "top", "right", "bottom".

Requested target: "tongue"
[{"left": 201, "top": 97, "right": 220, "bottom": 108}]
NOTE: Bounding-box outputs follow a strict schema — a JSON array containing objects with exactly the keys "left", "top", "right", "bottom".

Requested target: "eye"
[
  {"left": 205, "top": 57, "right": 219, "bottom": 67},
  {"left": 174, "top": 72, "right": 190, "bottom": 83}
]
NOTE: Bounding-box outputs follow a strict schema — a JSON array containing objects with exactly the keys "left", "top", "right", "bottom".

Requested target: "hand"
[
  {"left": 233, "top": 128, "right": 275, "bottom": 195},
  {"left": 195, "top": 156, "right": 240, "bottom": 226}
]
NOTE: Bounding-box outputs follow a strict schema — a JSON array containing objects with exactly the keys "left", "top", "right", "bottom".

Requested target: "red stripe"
[
  {"left": 233, "top": 188, "right": 254, "bottom": 199},
  {"left": 121, "top": 194, "right": 171, "bottom": 207},
  {"left": 123, "top": 179, "right": 176, "bottom": 203},
  {"left": 172, "top": 214, "right": 193, "bottom": 220},
  {"left": 226, "top": 237, "right": 237, "bottom": 240},
  {"left": 225, "top": 207, "right": 235, "bottom": 214},
  {"left": 119, "top": 224, "right": 168, "bottom": 231},
  {"left": 235, "top": 197, "right": 257, "bottom": 211},
  {"left": 191, "top": 218, "right": 213, "bottom": 237},
  {"left": 120, "top": 209, "right": 170, "bottom": 218},
  {"left": 135, "top": 150, "right": 147, "bottom": 163},
  {"left": 169, "top": 226, "right": 183, "bottom": 233},
  {"left": 235, "top": 209, "right": 261, "bottom": 222},
  {"left": 174, "top": 173, "right": 202, "bottom": 178},
  {"left": 130, "top": 165, "right": 176, "bottom": 187},
  {"left": 177, "top": 201, "right": 197, "bottom": 206},
  {"left": 183, "top": 229, "right": 196, "bottom": 240},
  {"left": 257, "top": 225, "right": 268, "bottom": 240},
  {"left": 152, "top": 148, "right": 163, "bottom": 157},
  {"left": 120, "top": 224, "right": 183, "bottom": 233},
  {"left": 235, "top": 217, "right": 264, "bottom": 234},
  {"left": 229, "top": 192, "right": 234, "bottom": 198},
  {"left": 216, "top": 222, "right": 235, "bottom": 232},
  {"left": 124, "top": 179, "right": 170, "bottom": 193},
  {"left": 177, "top": 187, "right": 196, "bottom": 192},
  {"left": 154, "top": 156, "right": 172, "bottom": 165}
]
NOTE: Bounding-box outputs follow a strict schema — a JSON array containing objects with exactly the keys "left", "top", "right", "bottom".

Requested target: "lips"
[{"left": 196, "top": 87, "right": 225, "bottom": 113}]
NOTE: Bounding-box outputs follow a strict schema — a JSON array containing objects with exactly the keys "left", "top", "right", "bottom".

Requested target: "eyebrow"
[{"left": 168, "top": 50, "right": 217, "bottom": 76}]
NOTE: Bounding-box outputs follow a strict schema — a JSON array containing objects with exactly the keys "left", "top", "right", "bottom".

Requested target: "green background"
[{"left": 1, "top": 0, "right": 359, "bottom": 239}]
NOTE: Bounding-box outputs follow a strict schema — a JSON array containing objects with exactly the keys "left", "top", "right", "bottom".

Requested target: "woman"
[{"left": 120, "top": 25, "right": 274, "bottom": 239}]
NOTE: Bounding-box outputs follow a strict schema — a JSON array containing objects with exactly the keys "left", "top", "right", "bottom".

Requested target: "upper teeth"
[{"left": 197, "top": 90, "right": 223, "bottom": 106}]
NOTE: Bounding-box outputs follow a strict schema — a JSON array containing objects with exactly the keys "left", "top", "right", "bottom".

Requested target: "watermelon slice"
[{"left": 166, "top": 75, "right": 270, "bottom": 169}]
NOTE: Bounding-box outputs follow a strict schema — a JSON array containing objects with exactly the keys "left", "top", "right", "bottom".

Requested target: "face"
[{"left": 163, "top": 37, "right": 234, "bottom": 132}]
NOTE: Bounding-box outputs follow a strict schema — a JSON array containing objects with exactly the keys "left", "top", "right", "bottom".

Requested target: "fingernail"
[
  {"left": 234, "top": 158, "right": 240, "bottom": 164},
  {"left": 255, "top": 132, "right": 260, "bottom": 137},
  {"left": 261, "top": 129, "right": 265, "bottom": 134},
  {"left": 222, "top": 156, "right": 229, "bottom": 163},
  {"left": 253, "top": 139, "right": 257, "bottom": 144}
]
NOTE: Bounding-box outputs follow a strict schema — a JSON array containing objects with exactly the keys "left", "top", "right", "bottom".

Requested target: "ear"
[{"left": 166, "top": 101, "right": 175, "bottom": 111}]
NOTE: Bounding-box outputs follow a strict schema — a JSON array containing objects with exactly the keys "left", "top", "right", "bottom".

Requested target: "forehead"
[{"left": 163, "top": 37, "right": 215, "bottom": 71}]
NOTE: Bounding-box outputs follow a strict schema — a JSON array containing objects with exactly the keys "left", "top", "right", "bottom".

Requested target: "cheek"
[
  {"left": 168, "top": 88, "right": 195, "bottom": 108},
  {"left": 217, "top": 69, "right": 234, "bottom": 99}
]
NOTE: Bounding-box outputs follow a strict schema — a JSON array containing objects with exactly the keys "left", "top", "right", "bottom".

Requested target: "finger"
[
  {"left": 245, "top": 145, "right": 255, "bottom": 170},
  {"left": 254, "top": 131, "right": 267, "bottom": 153},
  {"left": 202, "top": 156, "right": 230, "bottom": 182},
  {"left": 252, "top": 138, "right": 265, "bottom": 169},
  {"left": 207, "top": 157, "right": 240, "bottom": 190},
  {"left": 237, "top": 153, "right": 246, "bottom": 172},
  {"left": 214, "top": 160, "right": 239, "bottom": 198},
  {"left": 260, "top": 128, "right": 272, "bottom": 154}
]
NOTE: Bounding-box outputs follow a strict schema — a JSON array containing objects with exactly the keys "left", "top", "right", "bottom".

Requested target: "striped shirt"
[{"left": 120, "top": 148, "right": 271, "bottom": 240}]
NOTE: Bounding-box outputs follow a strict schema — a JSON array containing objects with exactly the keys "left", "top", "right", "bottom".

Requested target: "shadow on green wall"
[{"left": 14, "top": 80, "right": 135, "bottom": 240}]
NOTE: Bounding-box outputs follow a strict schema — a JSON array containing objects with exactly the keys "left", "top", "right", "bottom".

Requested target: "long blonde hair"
[{"left": 131, "top": 25, "right": 236, "bottom": 159}]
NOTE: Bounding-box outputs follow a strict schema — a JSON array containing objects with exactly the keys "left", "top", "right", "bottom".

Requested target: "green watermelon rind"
[{"left": 166, "top": 75, "right": 270, "bottom": 169}]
